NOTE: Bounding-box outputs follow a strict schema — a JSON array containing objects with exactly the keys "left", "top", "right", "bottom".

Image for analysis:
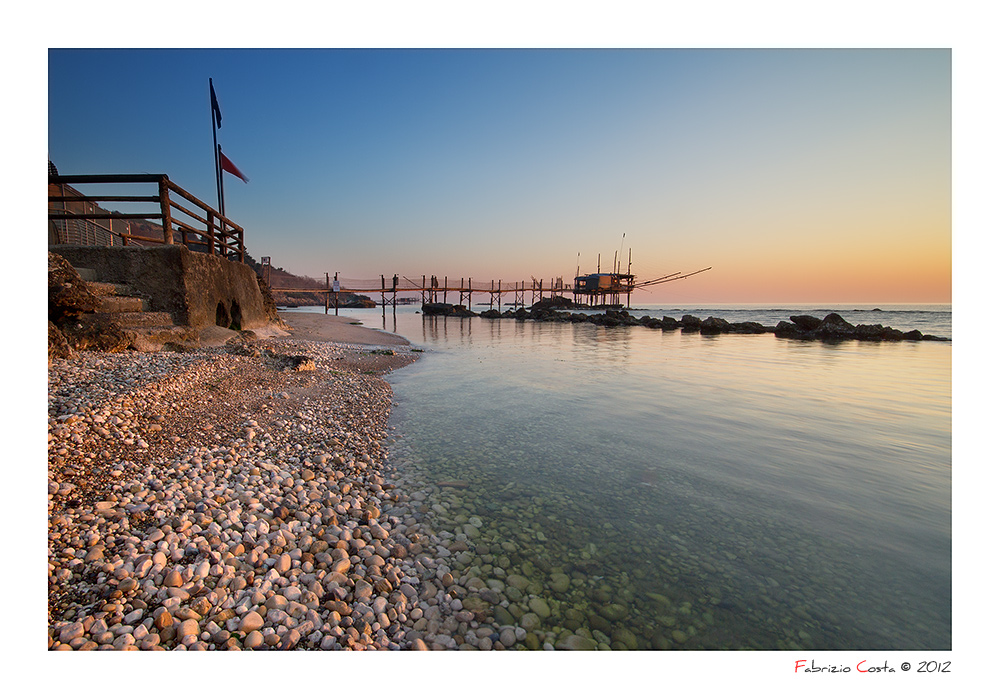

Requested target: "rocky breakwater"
[
  {"left": 480, "top": 306, "right": 646, "bottom": 325},
  {"left": 659, "top": 314, "right": 772, "bottom": 335},
  {"left": 770, "top": 313, "right": 948, "bottom": 342},
  {"left": 476, "top": 305, "right": 949, "bottom": 342},
  {"left": 480, "top": 306, "right": 772, "bottom": 334},
  {"left": 47, "top": 337, "right": 494, "bottom": 651}
]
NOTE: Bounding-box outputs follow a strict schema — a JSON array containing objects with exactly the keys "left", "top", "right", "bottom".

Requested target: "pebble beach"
[{"left": 46, "top": 318, "right": 543, "bottom": 651}]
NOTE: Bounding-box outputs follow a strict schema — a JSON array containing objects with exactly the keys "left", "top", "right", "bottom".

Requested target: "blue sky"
[{"left": 48, "top": 47, "right": 952, "bottom": 302}]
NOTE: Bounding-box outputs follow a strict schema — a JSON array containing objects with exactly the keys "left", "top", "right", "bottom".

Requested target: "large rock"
[
  {"left": 48, "top": 321, "right": 72, "bottom": 360},
  {"left": 854, "top": 323, "right": 889, "bottom": 341},
  {"left": 789, "top": 314, "right": 822, "bottom": 331},
  {"left": 60, "top": 314, "right": 132, "bottom": 353},
  {"left": 591, "top": 310, "right": 640, "bottom": 327},
  {"left": 48, "top": 252, "right": 98, "bottom": 322},
  {"left": 529, "top": 307, "right": 571, "bottom": 322},
  {"left": 730, "top": 321, "right": 770, "bottom": 334},
  {"left": 778, "top": 314, "right": 856, "bottom": 340},
  {"left": 774, "top": 320, "right": 808, "bottom": 339},
  {"left": 530, "top": 296, "right": 585, "bottom": 311},
  {"left": 422, "top": 303, "right": 475, "bottom": 317},
  {"left": 609, "top": 309, "right": 640, "bottom": 325},
  {"left": 700, "top": 317, "right": 732, "bottom": 334},
  {"left": 814, "top": 312, "right": 856, "bottom": 340}
]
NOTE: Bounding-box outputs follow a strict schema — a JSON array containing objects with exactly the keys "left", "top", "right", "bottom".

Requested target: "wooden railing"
[{"left": 48, "top": 174, "right": 245, "bottom": 263}]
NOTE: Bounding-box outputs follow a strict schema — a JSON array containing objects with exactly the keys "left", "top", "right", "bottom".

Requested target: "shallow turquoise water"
[{"left": 292, "top": 305, "right": 952, "bottom": 649}]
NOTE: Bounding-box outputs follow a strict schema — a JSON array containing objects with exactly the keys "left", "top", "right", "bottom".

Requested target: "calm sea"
[{"left": 287, "top": 303, "right": 951, "bottom": 650}]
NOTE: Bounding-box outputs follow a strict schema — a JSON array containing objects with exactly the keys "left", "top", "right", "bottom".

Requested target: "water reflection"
[{"left": 419, "top": 314, "right": 476, "bottom": 345}]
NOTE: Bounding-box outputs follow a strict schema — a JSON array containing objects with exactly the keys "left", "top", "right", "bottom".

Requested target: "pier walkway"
[
  {"left": 272, "top": 274, "right": 576, "bottom": 313},
  {"left": 271, "top": 267, "right": 711, "bottom": 313}
]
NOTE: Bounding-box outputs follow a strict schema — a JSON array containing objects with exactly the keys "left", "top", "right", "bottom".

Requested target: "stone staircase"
[{"left": 75, "top": 267, "right": 199, "bottom": 351}]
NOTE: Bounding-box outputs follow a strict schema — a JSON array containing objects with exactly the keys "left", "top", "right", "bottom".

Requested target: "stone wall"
[{"left": 49, "top": 245, "right": 272, "bottom": 330}]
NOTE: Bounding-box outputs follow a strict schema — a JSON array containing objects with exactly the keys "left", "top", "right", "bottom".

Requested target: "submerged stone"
[{"left": 555, "top": 634, "right": 598, "bottom": 650}]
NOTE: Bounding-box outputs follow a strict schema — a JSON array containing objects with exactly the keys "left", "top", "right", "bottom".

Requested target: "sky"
[{"left": 47, "top": 46, "right": 952, "bottom": 304}]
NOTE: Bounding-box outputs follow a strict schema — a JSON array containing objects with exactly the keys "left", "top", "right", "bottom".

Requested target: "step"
[
  {"left": 87, "top": 281, "right": 134, "bottom": 297},
  {"left": 97, "top": 296, "right": 147, "bottom": 313},
  {"left": 74, "top": 267, "right": 98, "bottom": 282},
  {"left": 94, "top": 311, "right": 175, "bottom": 328}
]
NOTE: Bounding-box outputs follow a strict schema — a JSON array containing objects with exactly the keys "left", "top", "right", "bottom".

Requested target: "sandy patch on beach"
[
  {"left": 276, "top": 311, "right": 418, "bottom": 373},
  {"left": 278, "top": 311, "right": 410, "bottom": 347}
]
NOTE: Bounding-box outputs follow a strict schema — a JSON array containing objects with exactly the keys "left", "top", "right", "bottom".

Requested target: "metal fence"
[{"left": 48, "top": 182, "right": 130, "bottom": 246}]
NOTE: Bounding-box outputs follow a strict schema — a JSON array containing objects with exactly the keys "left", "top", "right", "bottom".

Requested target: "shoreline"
[
  {"left": 46, "top": 316, "right": 514, "bottom": 650},
  {"left": 276, "top": 311, "right": 413, "bottom": 351}
]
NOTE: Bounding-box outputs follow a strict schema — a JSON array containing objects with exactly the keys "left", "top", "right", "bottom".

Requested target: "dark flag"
[
  {"left": 219, "top": 149, "right": 249, "bottom": 183},
  {"left": 210, "top": 79, "right": 222, "bottom": 129}
]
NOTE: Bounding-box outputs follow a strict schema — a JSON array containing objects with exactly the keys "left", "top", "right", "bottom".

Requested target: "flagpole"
[
  {"left": 218, "top": 145, "right": 227, "bottom": 220},
  {"left": 209, "top": 78, "right": 222, "bottom": 215}
]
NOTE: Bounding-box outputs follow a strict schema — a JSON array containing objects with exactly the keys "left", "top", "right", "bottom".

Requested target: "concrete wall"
[{"left": 49, "top": 245, "right": 271, "bottom": 330}]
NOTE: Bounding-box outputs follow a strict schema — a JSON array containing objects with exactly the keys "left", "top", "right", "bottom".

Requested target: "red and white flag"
[{"left": 219, "top": 149, "right": 249, "bottom": 183}]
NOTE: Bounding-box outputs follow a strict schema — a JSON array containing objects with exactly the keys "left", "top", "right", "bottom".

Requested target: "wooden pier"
[
  {"left": 273, "top": 275, "right": 575, "bottom": 314},
  {"left": 271, "top": 266, "right": 710, "bottom": 315}
]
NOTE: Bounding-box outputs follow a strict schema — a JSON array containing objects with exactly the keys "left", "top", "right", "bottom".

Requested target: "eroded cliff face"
[
  {"left": 48, "top": 251, "right": 99, "bottom": 322},
  {"left": 48, "top": 252, "right": 127, "bottom": 359}
]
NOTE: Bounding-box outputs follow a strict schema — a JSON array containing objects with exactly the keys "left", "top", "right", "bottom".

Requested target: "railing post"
[
  {"left": 158, "top": 176, "right": 174, "bottom": 245},
  {"left": 206, "top": 210, "right": 216, "bottom": 257}
]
